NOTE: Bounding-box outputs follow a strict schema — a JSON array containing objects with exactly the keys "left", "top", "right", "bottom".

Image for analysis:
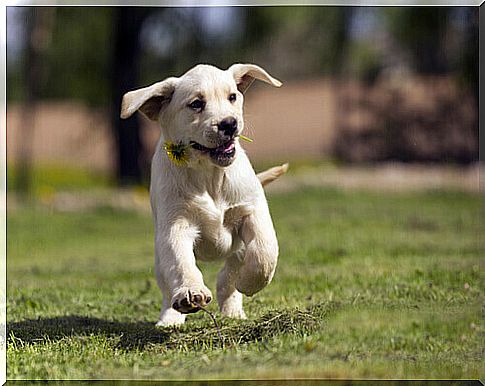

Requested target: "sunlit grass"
[
  {"left": 7, "top": 163, "right": 113, "bottom": 193},
  {"left": 7, "top": 187, "right": 483, "bottom": 379}
]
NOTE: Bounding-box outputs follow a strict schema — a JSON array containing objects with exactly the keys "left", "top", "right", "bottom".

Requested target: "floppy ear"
[
  {"left": 228, "top": 63, "right": 282, "bottom": 93},
  {"left": 120, "top": 77, "right": 178, "bottom": 121}
]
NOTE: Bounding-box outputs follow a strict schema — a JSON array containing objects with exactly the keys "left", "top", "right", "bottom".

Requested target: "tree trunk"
[
  {"left": 111, "top": 8, "right": 149, "bottom": 186},
  {"left": 15, "top": 8, "right": 55, "bottom": 198}
]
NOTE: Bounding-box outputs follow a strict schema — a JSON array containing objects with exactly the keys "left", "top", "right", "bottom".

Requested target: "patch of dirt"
[
  {"left": 265, "top": 162, "right": 480, "bottom": 194},
  {"left": 8, "top": 76, "right": 476, "bottom": 172},
  {"left": 7, "top": 163, "right": 479, "bottom": 214}
]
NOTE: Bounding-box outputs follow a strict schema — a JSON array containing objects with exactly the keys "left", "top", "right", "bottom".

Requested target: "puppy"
[{"left": 121, "top": 63, "right": 287, "bottom": 326}]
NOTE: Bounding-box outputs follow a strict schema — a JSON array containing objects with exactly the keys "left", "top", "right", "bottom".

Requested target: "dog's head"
[{"left": 120, "top": 64, "right": 282, "bottom": 167}]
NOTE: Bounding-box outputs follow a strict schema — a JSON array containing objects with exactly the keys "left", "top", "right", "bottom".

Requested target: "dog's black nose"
[{"left": 218, "top": 117, "right": 237, "bottom": 136}]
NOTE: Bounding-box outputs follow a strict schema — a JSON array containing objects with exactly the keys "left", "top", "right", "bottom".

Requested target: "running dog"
[{"left": 121, "top": 63, "right": 287, "bottom": 326}]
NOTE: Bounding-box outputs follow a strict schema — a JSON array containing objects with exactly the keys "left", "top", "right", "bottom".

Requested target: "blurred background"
[
  {"left": 6, "top": 7, "right": 482, "bottom": 379},
  {"left": 6, "top": 6, "right": 479, "bottom": 204}
]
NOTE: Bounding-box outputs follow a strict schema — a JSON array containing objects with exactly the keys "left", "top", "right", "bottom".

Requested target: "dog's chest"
[{"left": 190, "top": 193, "right": 252, "bottom": 260}]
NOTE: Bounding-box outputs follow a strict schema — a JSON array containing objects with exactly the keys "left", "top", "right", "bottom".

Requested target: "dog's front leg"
[
  {"left": 236, "top": 203, "right": 279, "bottom": 296},
  {"left": 155, "top": 218, "right": 212, "bottom": 327}
]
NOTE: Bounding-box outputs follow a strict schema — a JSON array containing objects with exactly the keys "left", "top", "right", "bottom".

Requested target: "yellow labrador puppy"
[{"left": 121, "top": 64, "right": 287, "bottom": 326}]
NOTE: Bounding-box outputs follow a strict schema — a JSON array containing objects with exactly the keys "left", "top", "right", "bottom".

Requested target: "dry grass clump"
[
  {"left": 8, "top": 303, "right": 335, "bottom": 353},
  {"left": 165, "top": 302, "right": 334, "bottom": 351}
]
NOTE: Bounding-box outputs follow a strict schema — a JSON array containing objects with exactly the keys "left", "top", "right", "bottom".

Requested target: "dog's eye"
[
  {"left": 189, "top": 99, "right": 205, "bottom": 110},
  {"left": 228, "top": 93, "right": 237, "bottom": 103}
]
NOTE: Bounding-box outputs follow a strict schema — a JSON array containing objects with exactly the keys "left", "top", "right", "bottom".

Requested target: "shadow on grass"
[
  {"left": 7, "top": 315, "right": 171, "bottom": 349},
  {"left": 7, "top": 303, "right": 333, "bottom": 351}
]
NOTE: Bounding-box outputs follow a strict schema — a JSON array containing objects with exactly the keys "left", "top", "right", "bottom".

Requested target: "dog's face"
[
  {"left": 121, "top": 64, "right": 282, "bottom": 167},
  {"left": 163, "top": 65, "right": 245, "bottom": 167}
]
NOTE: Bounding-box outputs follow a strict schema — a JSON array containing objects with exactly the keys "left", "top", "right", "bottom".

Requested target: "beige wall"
[
  {"left": 7, "top": 76, "right": 476, "bottom": 172},
  {"left": 7, "top": 102, "right": 116, "bottom": 172},
  {"left": 7, "top": 79, "right": 337, "bottom": 173}
]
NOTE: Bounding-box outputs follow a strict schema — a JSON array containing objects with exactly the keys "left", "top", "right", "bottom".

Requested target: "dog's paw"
[
  {"left": 218, "top": 289, "right": 246, "bottom": 319},
  {"left": 171, "top": 286, "right": 213, "bottom": 314},
  {"left": 156, "top": 308, "right": 186, "bottom": 327},
  {"left": 221, "top": 305, "right": 247, "bottom": 319}
]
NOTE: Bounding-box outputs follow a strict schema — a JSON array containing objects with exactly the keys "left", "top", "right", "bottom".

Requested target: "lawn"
[{"left": 6, "top": 186, "right": 483, "bottom": 380}]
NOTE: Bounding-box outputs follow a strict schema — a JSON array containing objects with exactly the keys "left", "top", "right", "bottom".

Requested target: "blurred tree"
[
  {"left": 111, "top": 7, "right": 150, "bottom": 185},
  {"left": 238, "top": 7, "right": 355, "bottom": 79},
  {"left": 454, "top": 8, "right": 478, "bottom": 158},
  {"left": 137, "top": 7, "right": 356, "bottom": 82},
  {"left": 25, "top": 7, "right": 113, "bottom": 106},
  {"left": 6, "top": 5, "right": 479, "bottom": 181},
  {"left": 385, "top": 8, "right": 451, "bottom": 74},
  {"left": 138, "top": 8, "right": 243, "bottom": 83},
  {"left": 15, "top": 8, "right": 55, "bottom": 198},
  {"left": 457, "top": 8, "right": 478, "bottom": 109}
]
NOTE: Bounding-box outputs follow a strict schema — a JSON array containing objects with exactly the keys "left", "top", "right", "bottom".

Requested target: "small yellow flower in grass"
[{"left": 163, "top": 141, "right": 189, "bottom": 166}]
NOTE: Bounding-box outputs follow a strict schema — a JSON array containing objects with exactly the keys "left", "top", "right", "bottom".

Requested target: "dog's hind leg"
[
  {"left": 217, "top": 248, "right": 247, "bottom": 319},
  {"left": 257, "top": 163, "right": 289, "bottom": 187},
  {"left": 236, "top": 202, "right": 278, "bottom": 296}
]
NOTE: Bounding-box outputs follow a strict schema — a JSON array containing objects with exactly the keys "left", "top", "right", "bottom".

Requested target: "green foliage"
[
  {"left": 7, "top": 187, "right": 482, "bottom": 379},
  {"left": 43, "top": 8, "right": 114, "bottom": 106},
  {"left": 385, "top": 8, "right": 450, "bottom": 52},
  {"left": 384, "top": 7, "right": 478, "bottom": 77},
  {"left": 242, "top": 7, "right": 353, "bottom": 76},
  {"left": 8, "top": 7, "right": 113, "bottom": 105},
  {"left": 346, "top": 42, "right": 382, "bottom": 83},
  {"left": 7, "top": 7, "right": 478, "bottom": 105}
]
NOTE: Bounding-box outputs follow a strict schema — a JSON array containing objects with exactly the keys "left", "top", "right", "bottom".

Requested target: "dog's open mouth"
[{"left": 191, "top": 140, "right": 236, "bottom": 166}]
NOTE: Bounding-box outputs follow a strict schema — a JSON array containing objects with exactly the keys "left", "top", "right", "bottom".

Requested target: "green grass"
[
  {"left": 7, "top": 164, "right": 113, "bottom": 193},
  {"left": 7, "top": 187, "right": 483, "bottom": 380}
]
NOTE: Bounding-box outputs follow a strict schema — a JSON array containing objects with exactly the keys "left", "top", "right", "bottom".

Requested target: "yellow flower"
[
  {"left": 163, "top": 136, "right": 253, "bottom": 166},
  {"left": 164, "top": 142, "right": 189, "bottom": 166}
]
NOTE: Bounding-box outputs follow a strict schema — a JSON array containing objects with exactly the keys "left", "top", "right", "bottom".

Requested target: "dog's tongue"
[{"left": 216, "top": 141, "right": 235, "bottom": 155}]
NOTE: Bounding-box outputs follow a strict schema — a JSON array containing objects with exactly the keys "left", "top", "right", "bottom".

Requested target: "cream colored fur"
[{"left": 121, "top": 63, "right": 286, "bottom": 326}]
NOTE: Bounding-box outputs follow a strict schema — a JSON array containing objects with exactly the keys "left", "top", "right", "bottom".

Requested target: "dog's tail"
[{"left": 257, "top": 163, "right": 289, "bottom": 187}]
